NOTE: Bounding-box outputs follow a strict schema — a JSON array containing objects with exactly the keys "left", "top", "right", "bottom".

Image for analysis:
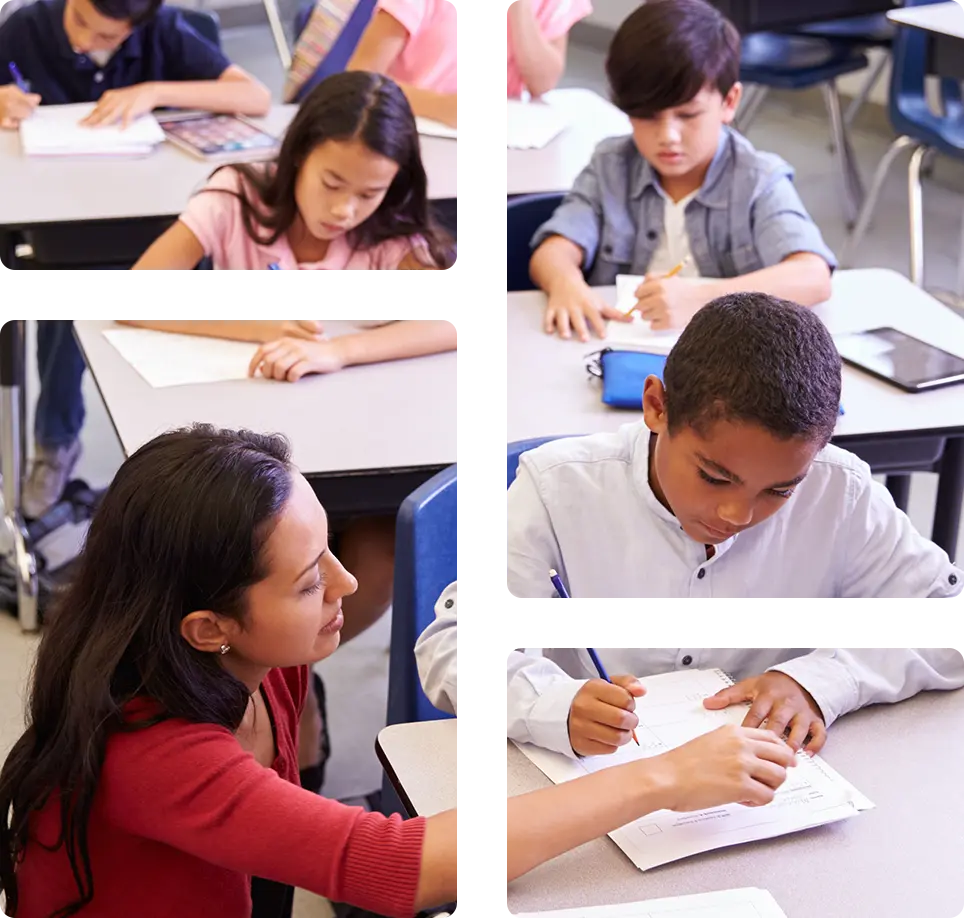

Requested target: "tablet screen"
[{"left": 834, "top": 328, "right": 964, "bottom": 390}]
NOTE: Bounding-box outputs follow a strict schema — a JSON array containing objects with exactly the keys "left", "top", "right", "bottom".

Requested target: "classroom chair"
[
  {"left": 381, "top": 464, "right": 456, "bottom": 818},
  {"left": 181, "top": 8, "right": 222, "bottom": 49},
  {"left": 845, "top": 0, "right": 964, "bottom": 294},
  {"left": 736, "top": 33, "right": 870, "bottom": 226},
  {"left": 506, "top": 193, "right": 564, "bottom": 291},
  {"left": 507, "top": 436, "right": 574, "bottom": 488},
  {"left": 289, "top": 0, "right": 377, "bottom": 103}
]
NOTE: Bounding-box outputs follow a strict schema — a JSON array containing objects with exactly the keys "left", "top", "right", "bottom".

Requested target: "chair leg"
[
  {"left": 822, "top": 81, "right": 864, "bottom": 228},
  {"left": 843, "top": 53, "right": 889, "bottom": 130},
  {"left": 844, "top": 135, "right": 918, "bottom": 267},
  {"left": 736, "top": 85, "right": 769, "bottom": 134},
  {"left": 907, "top": 145, "right": 928, "bottom": 287}
]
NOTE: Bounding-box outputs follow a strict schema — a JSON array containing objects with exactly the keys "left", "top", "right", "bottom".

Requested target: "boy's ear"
[
  {"left": 642, "top": 376, "right": 669, "bottom": 433},
  {"left": 721, "top": 82, "right": 743, "bottom": 124}
]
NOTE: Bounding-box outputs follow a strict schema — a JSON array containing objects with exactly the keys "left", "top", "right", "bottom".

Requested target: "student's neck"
[
  {"left": 221, "top": 657, "right": 271, "bottom": 696},
  {"left": 656, "top": 160, "right": 712, "bottom": 204},
  {"left": 288, "top": 217, "right": 331, "bottom": 263}
]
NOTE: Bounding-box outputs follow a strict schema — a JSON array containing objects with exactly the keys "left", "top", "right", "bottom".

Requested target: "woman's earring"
[{"left": 219, "top": 644, "right": 230, "bottom": 655}]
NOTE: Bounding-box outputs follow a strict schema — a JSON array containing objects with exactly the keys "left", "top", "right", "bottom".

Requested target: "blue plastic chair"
[
  {"left": 507, "top": 436, "right": 575, "bottom": 489},
  {"left": 737, "top": 33, "right": 870, "bottom": 225},
  {"left": 506, "top": 193, "right": 564, "bottom": 291},
  {"left": 381, "top": 464, "right": 455, "bottom": 817},
  {"left": 846, "top": 0, "right": 964, "bottom": 291},
  {"left": 180, "top": 8, "right": 221, "bottom": 48},
  {"left": 292, "top": 0, "right": 377, "bottom": 103}
]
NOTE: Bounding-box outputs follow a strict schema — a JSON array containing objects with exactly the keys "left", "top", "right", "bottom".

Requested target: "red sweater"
[{"left": 16, "top": 667, "right": 426, "bottom": 918}]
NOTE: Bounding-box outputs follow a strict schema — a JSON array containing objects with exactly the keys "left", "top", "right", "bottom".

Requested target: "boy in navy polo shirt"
[
  {"left": 0, "top": 0, "right": 269, "bottom": 128},
  {"left": 0, "top": 0, "right": 270, "bottom": 519}
]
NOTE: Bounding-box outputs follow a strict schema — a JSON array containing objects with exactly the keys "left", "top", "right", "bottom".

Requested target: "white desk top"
[
  {"left": 376, "top": 719, "right": 456, "bottom": 817},
  {"left": 507, "top": 269, "right": 964, "bottom": 442},
  {"left": 73, "top": 321, "right": 456, "bottom": 475},
  {"left": 508, "top": 687, "right": 964, "bottom": 916},
  {"left": 888, "top": 2, "right": 964, "bottom": 39},
  {"left": 0, "top": 107, "right": 457, "bottom": 227}
]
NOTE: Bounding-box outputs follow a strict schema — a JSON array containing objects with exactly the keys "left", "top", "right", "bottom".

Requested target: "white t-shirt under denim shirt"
[{"left": 506, "top": 420, "right": 963, "bottom": 599}]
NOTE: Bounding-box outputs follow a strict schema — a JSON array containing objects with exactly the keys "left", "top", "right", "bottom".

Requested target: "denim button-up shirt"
[{"left": 531, "top": 127, "right": 837, "bottom": 285}]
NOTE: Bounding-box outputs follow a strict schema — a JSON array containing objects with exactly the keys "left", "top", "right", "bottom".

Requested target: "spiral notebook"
[
  {"left": 514, "top": 668, "right": 874, "bottom": 872},
  {"left": 514, "top": 887, "right": 789, "bottom": 918},
  {"left": 20, "top": 103, "right": 164, "bottom": 157}
]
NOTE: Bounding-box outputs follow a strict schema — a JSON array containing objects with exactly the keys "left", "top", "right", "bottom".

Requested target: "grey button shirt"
[{"left": 531, "top": 127, "right": 837, "bottom": 286}]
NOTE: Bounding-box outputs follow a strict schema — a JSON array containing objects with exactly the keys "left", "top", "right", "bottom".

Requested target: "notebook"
[
  {"left": 514, "top": 668, "right": 874, "bottom": 872},
  {"left": 507, "top": 98, "right": 570, "bottom": 149},
  {"left": 20, "top": 103, "right": 164, "bottom": 157},
  {"left": 160, "top": 112, "right": 280, "bottom": 163},
  {"left": 514, "top": 887, "right": 789, "bottom": 918},
  {"left": 416, "top": 116, "right": 457, "bottom": 140}
]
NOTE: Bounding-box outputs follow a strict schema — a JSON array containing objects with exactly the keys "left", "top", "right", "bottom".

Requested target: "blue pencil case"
[{"left": 587, "top": 348, "right": 847, "bottom": 416}]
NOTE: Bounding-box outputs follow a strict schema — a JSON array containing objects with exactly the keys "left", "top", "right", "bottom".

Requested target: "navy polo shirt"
[{"left": 0, "top": 0, "right": 231, "bottom": 104}]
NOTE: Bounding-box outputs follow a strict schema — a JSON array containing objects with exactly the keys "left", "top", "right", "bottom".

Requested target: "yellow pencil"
[{"left": 624, "top": 258, "right": 687, "bottom": 316}]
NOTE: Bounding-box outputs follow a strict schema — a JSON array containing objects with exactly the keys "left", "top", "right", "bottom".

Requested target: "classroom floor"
[{"left": 2, "top": 26, "right": 964, "bottom": 918}]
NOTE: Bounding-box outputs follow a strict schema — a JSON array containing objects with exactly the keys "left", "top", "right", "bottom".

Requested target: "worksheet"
[
  {"left": 514, "top": 669, "right": 874, "bottom": 872},
  {"left": 507, "top": 99, "right": 571, "bottom": 149},
  {"left": 20, "top": 103, "right": 164, "bottom": 157},
  {"left": 605, "top": 275, "right": 682, "bottom": 353},
  {"left": 416, "top": 117, "right": 458, "bottom": 140},
  {"left": 514, "top": 887, "right": 788, "bottom": 918}
]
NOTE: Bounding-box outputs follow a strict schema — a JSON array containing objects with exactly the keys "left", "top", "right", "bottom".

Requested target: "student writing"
[
  {"left": 507, "top": 294, "right": 964, "bottom": 598},
  {"left": 529, "top": 0, "right": 834, "bottom": 341},
  {"left": 134, "top": 71, "right": 453, "bottom": 270},
  {"left": 0, "top": 426, "right": 795, "bottom": 916},
  {"left": 0, "top": 0, "right": 268, "bottom": 129},
  {"left": 507, "top": 0, "right": 592, "bottom": 99}
]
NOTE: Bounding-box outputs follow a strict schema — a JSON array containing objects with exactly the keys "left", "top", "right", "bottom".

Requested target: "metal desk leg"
[
  {"left": 933, "top": 435, "right": 964, "bottom": 563},
  {"left": 0, "top": 320, "right": 39, "bottom": 631},
  {"left": 262, "top": 0, "right": 292, "bottom": 70}
]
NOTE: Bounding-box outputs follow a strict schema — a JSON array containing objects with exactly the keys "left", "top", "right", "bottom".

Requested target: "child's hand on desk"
[
  {"left": 633, "top": 275, "right": 708, "bottom": 330},
  {"left": 82, "top": 84, "right": 159, "bottom": 128},
  {"left": 249, "top": 337, "right": 345, "bottom": 382},
  {"left": 567, "top": 675, "right": 644, "bottom": 756},
  {"left": 651, "top": 724, "right": 796, "bottom": 811},
  {"left": 544, "top": 279, "right": 629, "bottom": 343},
  {"left": 0, "top": 85, "right": 41, "bottom": 129},
  {"left": 703, "top": 671, "right": 827, "bottom": 754}
]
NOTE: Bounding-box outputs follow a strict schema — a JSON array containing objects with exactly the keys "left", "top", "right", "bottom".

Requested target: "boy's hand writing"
[
  {"left": 568, "top": 675, "right": 644, "bottom": 756},
  {"left": 249, "top": 337, "right": 345, "bottom": 382},
  {"left": 544, "top": 278, "right": 629, "bottom": 342},
  {"left": 703, "top": 671, "right": 827, "bottom": 753},
  {"left": 633, "top": 275, "right": 708, "bottom": 330},
  {"left": 0, "top": 85, "right": 41, "bottom": 129},
  {"left": 82, "top": 84, "right": 159, "bottom": 128}
]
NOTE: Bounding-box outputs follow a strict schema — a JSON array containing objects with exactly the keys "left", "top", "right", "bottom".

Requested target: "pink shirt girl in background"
[
  {"left": 348, "top": 0, "right": 592, "bottom": 127},
  {"left": 134, "top": 71, "right": 453, "bottom": 270}
]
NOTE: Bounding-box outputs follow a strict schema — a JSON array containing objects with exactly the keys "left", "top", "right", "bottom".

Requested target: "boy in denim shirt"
[{"left": 530, "top": 0, "right": 835, "bottom": 342}]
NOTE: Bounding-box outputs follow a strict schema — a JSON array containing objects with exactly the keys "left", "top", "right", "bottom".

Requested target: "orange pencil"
[{"left": 624, "top": 258, "right": 687, "bottom": 316}]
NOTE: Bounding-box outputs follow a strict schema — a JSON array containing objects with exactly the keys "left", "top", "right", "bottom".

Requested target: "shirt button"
[
  {"left": 682, "top": 655, "right": 693, "bottom": 665},
  {"left": 602, "top": 244, "right": 613, "bottom": 255},
  {"left": 646, "top": 230, "right": 658, "bottom": 240},
  {"left": 94, "top": 71, "right": 104, "bottom": 83},
  {"left": 444, "top": 598, "right": 454, "bottom": 609},
  {"left": 950, "top": 574, "right": 959, "bottom": 586},
  {"left": 697, "top": 569, "right": 705, "bottom": 580}
]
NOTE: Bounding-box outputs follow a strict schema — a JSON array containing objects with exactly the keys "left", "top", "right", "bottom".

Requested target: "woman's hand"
[{"left": 249, "top": 337, "right": 346, "bottom": 382}]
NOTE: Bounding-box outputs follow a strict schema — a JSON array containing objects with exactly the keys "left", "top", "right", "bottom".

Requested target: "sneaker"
[{"left": 22, "top": 440, "right": 82, "bottom": 520}]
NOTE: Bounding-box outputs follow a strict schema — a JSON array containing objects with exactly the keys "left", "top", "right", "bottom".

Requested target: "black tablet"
[{"left": 834, "top": 327, "right": 964, "bottom": 393}]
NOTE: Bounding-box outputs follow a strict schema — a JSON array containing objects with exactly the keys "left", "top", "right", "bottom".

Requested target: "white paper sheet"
[
  {"left": 416, "top": 116, "right": 457, "bottom": 140},
  {"left": 102, "top": 329, "right": 260, "bottom": 388},
  {"left": 20, "top": 103, "right": 164, "bottom": 157},
  {"left": 514, "top": 669, "right": 874, "bottom": 873},
  {"left": 604, "top": 275, "right": 682, "bottom": 353},
  {"left": 507, "top": 98, "right": 570, "bottom": 149},
  {"left": 515, "top": 887, "right": 789, "bottom": 918}
]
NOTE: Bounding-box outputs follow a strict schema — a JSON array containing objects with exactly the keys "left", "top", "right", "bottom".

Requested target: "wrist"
[
  {"left": 327, "top": 335, "right": 353, "bottom": 369},
  {"left": 628, "top": 757, "right": 677, "bottom": 813}
]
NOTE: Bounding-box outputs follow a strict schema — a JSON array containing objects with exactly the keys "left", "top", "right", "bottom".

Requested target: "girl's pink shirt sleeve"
[
  {"left": 376, "top": 0, "right": 457, "bottom": 95},
  {"left": 506, "top": 0, "right": 593, "bottom": 98}
]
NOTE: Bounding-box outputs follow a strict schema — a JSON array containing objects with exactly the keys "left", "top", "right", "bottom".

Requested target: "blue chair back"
[
  {"left": 293, "top": 0, "right": 378, "bottom": 103},
  {"left": 386, "top": 464, "right": 457, "bottom": 729},
  {"left": 889, "top": 0, "right": 963, "bottom": 150},
  {"left": 180, "top": 8, "right": 221, "bottom": 48},
  {"left": 508, "top": 436, "right": 571, "bottom": 489},
  {"left": 506, "top": 193, "right": 564, "bottom": 291}
]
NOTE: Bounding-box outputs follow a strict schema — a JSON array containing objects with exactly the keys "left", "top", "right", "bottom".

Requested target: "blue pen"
[
  {"left": 548, "top": 570, "right": 640, "bottom": 746},
  {"left": 268, "top": 262, "right": 281, "bottom": 270},
  {"left": 8, "top": 62, "right": 30, "bottom": 93}
]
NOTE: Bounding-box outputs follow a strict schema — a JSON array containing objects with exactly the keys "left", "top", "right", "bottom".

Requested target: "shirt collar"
[{"left": 630, "top": 128, "right": 735, "bottom": 210}]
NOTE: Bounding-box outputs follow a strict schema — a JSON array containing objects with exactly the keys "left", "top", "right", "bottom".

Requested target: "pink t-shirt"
[
  {"left": 378, "top": 0, "right": 592, "bottom": 99},
  {"left": 506, "top": 0, "right": 592, "bottom": 98},
  {"left": 180, "top": 168, "right": 428, "bottom": 270}
]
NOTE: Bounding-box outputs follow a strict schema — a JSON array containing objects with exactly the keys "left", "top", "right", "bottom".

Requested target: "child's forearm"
[
  {"left": 703, "top": 253, "right": 833, "bottom": 308},
  {"left": 334, "top": 321, "right": 456, "bottom": 368},
  {"left": 414, "top": 809, "right": 457, "bottom": 911},
  {"left": 399, "top": 84, "right": 457, "bottom": 128},
  {"left": 530, "top": 236, "right": 587, "bottom": 295},
  {"left": 508, "top": 0, "right": 566, "bottom": 97},
  {"left": 116, "top": 320, "right": 285, "bottom": 342},
  {"left": 152, "top": 73, "right": 271, "bottom": 117}
]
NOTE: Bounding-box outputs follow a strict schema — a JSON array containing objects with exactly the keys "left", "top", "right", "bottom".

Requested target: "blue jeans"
[{"left": 35, "top": 321, "right": 85, "bottom": 450}]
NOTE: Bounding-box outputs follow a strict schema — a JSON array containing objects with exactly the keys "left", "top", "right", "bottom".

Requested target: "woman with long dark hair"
[
  {"left": 134, "top": 71, "right": 453, "bottom": 269},
  {"left": 0, "top": 426, "right": 796, "bottom": 918}
]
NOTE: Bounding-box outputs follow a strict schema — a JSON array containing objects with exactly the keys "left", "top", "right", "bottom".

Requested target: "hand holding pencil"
[{"left": 630, "top": 257, "right": 708, "bottom": 331}]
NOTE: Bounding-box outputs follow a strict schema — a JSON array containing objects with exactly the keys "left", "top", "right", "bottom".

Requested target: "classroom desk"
[
  {"left": 507, "top": 269, "right": 964, "bottom": 559},
  {"left": 507, "top": 686, "right": 964, "bottom": 916},
  {"left": 889, "top": 2, "right": 964, "bottom": 82},
  {"left": 375, "top": 719, "right": 457, "bottom": 818}
]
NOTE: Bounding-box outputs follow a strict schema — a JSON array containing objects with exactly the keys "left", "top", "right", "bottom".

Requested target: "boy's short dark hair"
[
  {"left": 663, "top": 292, "right": 842, "bottom": 446},
  {"left": 606, "top": 0, "right": 741, "bottom": 118},
  {"left": 92, "top": 0, "right": 162, "bottom": 25}
]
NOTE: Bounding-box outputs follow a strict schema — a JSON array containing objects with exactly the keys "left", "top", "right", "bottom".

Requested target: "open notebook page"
[
  {"left": 416, "top": 117, "right": 457, "bottom": 140},
  {"left": 20, "top": 103, "right": 164, "bottom": 157},
  {"left": 514, "top": 669, "right": 873, "bottom": 872},
  {"left": 514, "top": 887, "right": 789, "bottom": 918},
  {"left": 507, "top": 98, "right": 571, "bottom": 149}
]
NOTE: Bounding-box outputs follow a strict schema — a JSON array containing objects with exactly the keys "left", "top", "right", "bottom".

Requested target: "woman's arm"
[
  {"left": 508, "top": 0, "right": 568, "bottom": 98},
  {"left": 132, "top": 221, "right": 207, "bottom": 270}
]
